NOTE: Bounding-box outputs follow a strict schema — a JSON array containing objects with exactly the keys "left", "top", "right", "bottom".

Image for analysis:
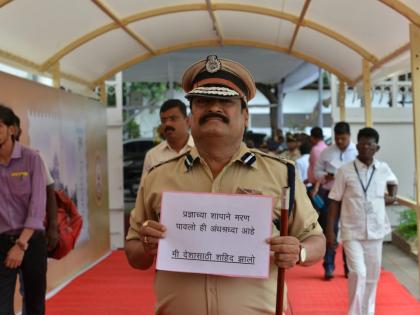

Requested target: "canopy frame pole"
[
  {"left": 362, "top": 59, "right": 373, "bottom": 127},
  {"left": 338, "top": 79, "right": 346, "bottom": 121},
  {"left": 409, "top": 23, "right": 420, "bottom": 293}
]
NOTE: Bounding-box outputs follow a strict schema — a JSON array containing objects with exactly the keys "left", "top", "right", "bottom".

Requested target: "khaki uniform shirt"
[
  {"left": 140, "top": 135, "right": 194, "bottom": 183},
  {"left": 127, "top": 143, "right": 322, "bottom": 315},
  {"left": 279, "top": 149, "right": 301, "bottom": 162}
]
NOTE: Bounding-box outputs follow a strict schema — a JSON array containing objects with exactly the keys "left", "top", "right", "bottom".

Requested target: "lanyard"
[{"left": 353, "top": 161, "right": 375, "bottom": 197}]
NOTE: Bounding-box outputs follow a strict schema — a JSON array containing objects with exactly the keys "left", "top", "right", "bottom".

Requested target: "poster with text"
[
  {"left": 157, "top": 191, "right": 273, "bottom": 278},
  {"left": 28, "top": 112, "right": 89, "bottom": 243}
]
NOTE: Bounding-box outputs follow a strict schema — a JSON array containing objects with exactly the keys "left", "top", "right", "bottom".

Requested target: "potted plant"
[{"left": 392, "top": 208, "right": 418, "bottom": 260}]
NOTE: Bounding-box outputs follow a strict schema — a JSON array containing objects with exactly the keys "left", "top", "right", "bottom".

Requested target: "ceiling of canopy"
[
  {"left": 122, "top": 46, "right": 308, "bottom": 84},
  {"left": 0, "top": 0, "right": 419, "bottom": 90}
]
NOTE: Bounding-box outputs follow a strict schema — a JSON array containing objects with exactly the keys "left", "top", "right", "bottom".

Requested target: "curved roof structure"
[{"left": 0, "top": 0, "right": 419, "bottom": 90}]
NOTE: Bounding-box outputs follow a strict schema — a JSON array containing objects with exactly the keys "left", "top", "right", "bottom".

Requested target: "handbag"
[{"left": 47, "top": 190, "right": 83, "bottom": 259}]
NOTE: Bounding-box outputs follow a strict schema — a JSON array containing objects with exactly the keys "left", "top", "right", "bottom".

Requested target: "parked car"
[{"left": 123, "top": 138, "right": 155, "bottom": 197}]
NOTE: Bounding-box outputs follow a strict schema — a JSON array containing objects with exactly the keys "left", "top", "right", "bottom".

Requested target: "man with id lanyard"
[{"left": 326, "top": 127, "right": 398, "bottom": 315}]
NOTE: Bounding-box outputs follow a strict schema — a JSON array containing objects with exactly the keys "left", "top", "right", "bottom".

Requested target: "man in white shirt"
[
  {"left": 295, "top": 140, "right": 311, "bottom": 182},
  {"left": 141, "top": 99, "right": 194, "bottom": 183},
  {"left": 327, "top": 127, "right": 398, "bottom": 315},
  {"left": 314, "top": 122, "right": 357, "bottom": 279}
]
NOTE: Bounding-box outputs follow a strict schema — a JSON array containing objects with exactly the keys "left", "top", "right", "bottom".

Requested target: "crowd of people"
[{"left": 244, "top": 122, "right": 398, "bottom": 315}]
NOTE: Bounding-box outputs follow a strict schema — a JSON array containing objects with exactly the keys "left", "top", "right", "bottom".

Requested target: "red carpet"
[
  {"left": 46, "top": 251, "right": 156, "bottom": 315},
  {"left": 287, "top": 246, "right": 420, "bottom": 315},
  {"left": 47, "top": 249, "right": 420, "bottom": 314}
]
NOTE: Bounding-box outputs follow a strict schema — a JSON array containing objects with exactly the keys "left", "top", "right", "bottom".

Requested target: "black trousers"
[
  {"left": 317, "top": 188, "right": 348, "bottom": 275},
  {"left": 0, "top": 231, "right": 47, "bottom": 315}
]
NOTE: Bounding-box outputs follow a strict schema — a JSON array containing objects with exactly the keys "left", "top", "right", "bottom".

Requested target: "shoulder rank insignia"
[
  {"left": 240, "top": 152, "right": 256, "bottom": 166},
  {"left": 184, "top": 153, "right": 194, "bottom": 171}
]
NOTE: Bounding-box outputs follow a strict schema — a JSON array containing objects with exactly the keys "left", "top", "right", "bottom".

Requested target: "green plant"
[
  {"left": 396, "top": 208, "right": 418, "bottom": 239},
  {"left": 125, "top": 82, "right": 168, "bottom": 106},
  {"left": 107, "top": 85, "right": 116, "bottom": 107}
]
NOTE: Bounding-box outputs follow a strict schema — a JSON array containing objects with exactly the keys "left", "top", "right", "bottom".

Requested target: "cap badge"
[{"left": 205, "top": 55, "right": 221, "bottom": 73}]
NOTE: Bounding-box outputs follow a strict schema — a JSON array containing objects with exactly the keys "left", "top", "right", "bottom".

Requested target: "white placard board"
[{"left": 156, "top": 191, "right": 273, "bottom": 278}]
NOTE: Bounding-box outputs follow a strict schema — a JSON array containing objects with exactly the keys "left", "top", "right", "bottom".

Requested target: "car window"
[{"left": 124, "top": 140, "right": 155, "bottom": 155}]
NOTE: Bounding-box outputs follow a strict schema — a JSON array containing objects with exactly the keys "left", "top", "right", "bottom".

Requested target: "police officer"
[{"left": 125, "top": 55, "right": 325, "bottom": 315}]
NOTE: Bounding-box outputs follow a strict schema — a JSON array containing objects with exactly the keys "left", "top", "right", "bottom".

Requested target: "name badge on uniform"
[
  {"left": 363, "top": 200, "right": 374, "bottom": 214},
  {"left": 11, "top": 171, "right": 29, "bottom": 181},
  {"left": 11, "top": 171, "right": 28, "bottom": 177}
]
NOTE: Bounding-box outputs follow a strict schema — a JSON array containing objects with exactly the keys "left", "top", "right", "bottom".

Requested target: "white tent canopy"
[
  {"left": 0, "top": 0, "right": 419, "bottom": 90},
  {"left": 122, "top": 46, "right": 311, "bottom": 84}
]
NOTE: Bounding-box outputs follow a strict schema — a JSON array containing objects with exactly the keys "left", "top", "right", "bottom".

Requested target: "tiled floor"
[{"left": 382, "top": 242, "right": 419, "bottom": 300}]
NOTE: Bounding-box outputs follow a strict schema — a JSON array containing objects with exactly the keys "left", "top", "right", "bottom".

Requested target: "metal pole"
[
  {"left": 277, "top": 80, "right": 285, "bottom": 130},
  {"left": 338, "top": 80, "right": 346, "bottom": 121},
  {"left": 409, "top": 23, "right": 420, "bottom": 294},
  {"left": 276, "top": 188, "right": 290, "bottom": 315},
  {"left": 318, "top": 68, "right": 323, "bottom": 127},
  {"left": 362, "top": 59, "right": 373, "bottom": 127},
  {"left": 167, "top": 59, "right": 174, "bottom": 99}
]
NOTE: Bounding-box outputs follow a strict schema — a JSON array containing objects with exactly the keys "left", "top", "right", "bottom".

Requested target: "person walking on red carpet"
[
  {"left": 314, "top": 121, "right": 357, "bottom": 280},
  {"left": 327, "top": 127, "right": 398, "bottom": 315},
  {"left": 125, "top": 55, "right": 325, "bottom": 315}
]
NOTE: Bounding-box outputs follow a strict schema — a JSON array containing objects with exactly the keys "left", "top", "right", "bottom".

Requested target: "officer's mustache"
[
  {"left": 164, "top": 126, "right": 175, "bottom": 133},
  {"left": 199, "top": 113, "right": 229, "bottom": 125}
]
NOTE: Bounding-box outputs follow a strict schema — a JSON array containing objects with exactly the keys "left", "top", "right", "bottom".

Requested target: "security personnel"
[
  {"left": 279, "top": 134, "right": 301, "bottom": 161},
  {"left": 125, "top": 55, "right": 325, "bottom": 315}
]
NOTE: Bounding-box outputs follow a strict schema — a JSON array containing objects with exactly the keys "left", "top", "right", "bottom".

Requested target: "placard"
[{"left": 156, "top": 191, "right": 273, "bottom": 278}]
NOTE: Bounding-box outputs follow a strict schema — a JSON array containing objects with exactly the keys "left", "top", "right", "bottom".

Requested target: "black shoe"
[
  {"left": 324, "top": 270, "right": 334, "bottom": 280},
  {"left": 344, "top": 264, "right": 349, "bottom": 278}
]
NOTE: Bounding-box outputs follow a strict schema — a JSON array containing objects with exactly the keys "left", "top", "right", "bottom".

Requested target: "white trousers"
[{"left": 343, "top": 239, "right": 383, "bottom": 315}]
